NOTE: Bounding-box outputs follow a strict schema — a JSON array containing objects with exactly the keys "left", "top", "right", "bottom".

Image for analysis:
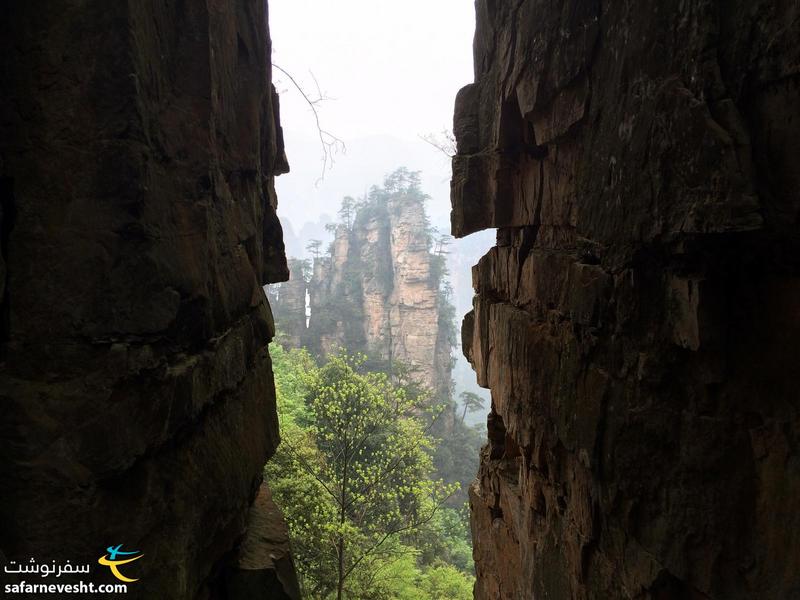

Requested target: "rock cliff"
[
  {"left": 0, "top": 1, "right": 297, "bottom": 598},
  {"left": 453, "top": 1, "right": 800, "bottom": 598},
  {"left": 272, "top": 175, "right": 455, "bottom": 402}
]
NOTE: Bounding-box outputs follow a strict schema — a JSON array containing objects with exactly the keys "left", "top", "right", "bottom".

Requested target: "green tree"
[
  {"left": 307, "top": 239, "right": 323, "bottom": 260},
  {"left": 269, "top": 350, "right": 456, "bottom": 599},
  {"left": 338, "top": 196, "right": 356, "bottom": 229},
  {"left": 458, "top": 391, "right": 486, "bottom": 425},
  {"left": 383, "top": 167, "right": 422, "bottom": 194},
  {"left": 418, "top": 564, "right": 473, "bottom": 599},
  {"left": 413, "top": 505, "right": 473, "bottom": 572},
  {"left": 270, "top": 342, "right": 317, "bottom": 427}
]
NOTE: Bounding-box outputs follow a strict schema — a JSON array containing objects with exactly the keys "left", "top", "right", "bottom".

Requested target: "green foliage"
[
  {"left": 383, "top": 167, "right": 422, "bottom": 195},
  {"left": 266, "top": 344, "right": 471, "bottom": 599},
  {"left": 418, "top": 564, "right": 474, "bottom": 600},
  {"left": 412, "top": 506, "right": 473, "bottom": 573},
  {"left": 429, "top": 253, "right": 446, "bottom": 290},
  {"left": 267, "top": 420, "right": 339, "bottom": 588},
  {"left": 270, "top": 342, "right": 316, "bottom": 427},
  {"left": 349, "top": 550, "right": 472, "bottom": 600},
  {"left": 338, "top": 196, "right": 356, "bottom": 229},
  {"left": 269, "top": 167, "right": 484, "bottom": 596}
]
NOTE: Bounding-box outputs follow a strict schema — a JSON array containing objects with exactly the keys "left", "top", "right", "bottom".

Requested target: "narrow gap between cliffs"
[{"left": 259, "top": 3, "right": 497, "bottom": 598}]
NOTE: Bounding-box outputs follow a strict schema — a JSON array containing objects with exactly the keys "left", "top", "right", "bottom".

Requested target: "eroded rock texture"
[
  {"left": 0, "top": 1, "right": 296, "bottom": 598},
  {"left": 454, "top": 1, "right": 799, "bottom": 598}
]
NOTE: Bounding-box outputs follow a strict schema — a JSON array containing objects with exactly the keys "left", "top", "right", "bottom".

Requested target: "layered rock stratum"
[
  {"left": 453, "top": 1, "right": 800, "bottom": 598},
  {"left": 0, "top": 1, "right": 297, "bottom": 598}
]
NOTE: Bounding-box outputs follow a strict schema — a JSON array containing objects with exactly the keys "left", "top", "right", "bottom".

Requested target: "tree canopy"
[{"left": 265, "top": 344, "right": 470, "bottom": 600}]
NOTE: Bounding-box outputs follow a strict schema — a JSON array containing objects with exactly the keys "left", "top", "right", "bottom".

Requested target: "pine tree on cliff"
[{"left": 458, "top": 391, "right": 485, "bottom": 425}]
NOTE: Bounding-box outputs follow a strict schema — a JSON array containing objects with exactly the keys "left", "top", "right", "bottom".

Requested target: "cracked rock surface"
[{"left": 453, "top": 1, "right": 800, "bottom": 598}]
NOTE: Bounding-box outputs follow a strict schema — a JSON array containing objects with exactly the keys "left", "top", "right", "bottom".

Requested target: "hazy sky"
[
  {"left": 268, "top": 1, "right": 492, "bottom": 413},
  {"left": 269, "top": 0, "right": 476, "bottom": 227}
]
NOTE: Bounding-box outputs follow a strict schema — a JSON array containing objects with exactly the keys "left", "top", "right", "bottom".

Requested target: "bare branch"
[
  {"left": 419, "top": 128, "right": 457, "bottom": 157},
  {"left": 273, "top": 63, "right": 346, "bottom": 184}
]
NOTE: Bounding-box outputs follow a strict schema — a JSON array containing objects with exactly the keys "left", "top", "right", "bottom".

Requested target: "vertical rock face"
[
  {"left": 454, "top": 1, "right": 799, "bottom": 599},
  {"left": 385, "top": 195, "right": 448, "bottom": 395},
  {"left": 225, "top": 482, "right": 301, "bottom": 600},
  {"left": 272, "top": 187, "right": 454, "bottom": 401},
  {"left": 0, "top": 1, "right": 295, "bottom": 598},
  {"left": 272, "top": 259, "right": 309, "bottom": 349}
]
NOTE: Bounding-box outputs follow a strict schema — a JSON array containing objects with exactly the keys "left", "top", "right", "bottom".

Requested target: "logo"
[{"left": 97, "top": 545, "right": 143, "bottom": 583}]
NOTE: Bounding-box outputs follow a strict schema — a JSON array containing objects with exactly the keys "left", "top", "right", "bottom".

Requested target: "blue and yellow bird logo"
[{"left": 98, "top": 545, "right": 143, "bottom": 583}]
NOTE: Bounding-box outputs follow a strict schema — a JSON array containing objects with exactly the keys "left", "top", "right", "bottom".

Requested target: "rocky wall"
[
  {"left": 453, "top": 1, "right": 800, "bottom": 598},
  {"left": 287, "top": 192, "right": 453, "bottom": 400},
  {"left": 0, "top": 1, "right": 297, "bottom": 598}
]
